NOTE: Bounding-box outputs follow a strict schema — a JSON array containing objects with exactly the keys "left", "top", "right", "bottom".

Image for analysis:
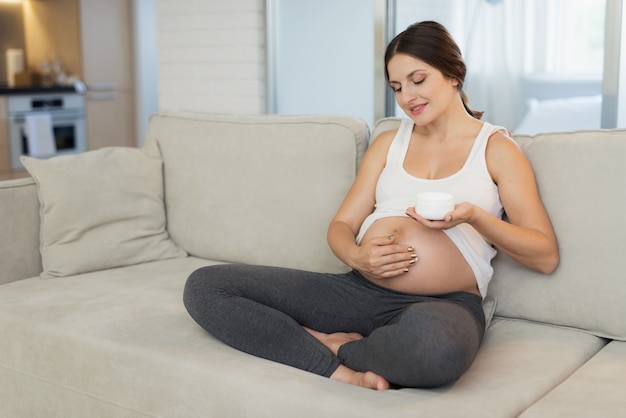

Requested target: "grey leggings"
[{"left": 183, "top": 264, "right": 485, "bottom": 388}]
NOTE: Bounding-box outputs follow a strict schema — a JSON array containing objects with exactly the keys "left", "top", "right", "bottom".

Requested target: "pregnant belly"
[{"left": 359, "top": 216, "right": 478, "bottom": 296}]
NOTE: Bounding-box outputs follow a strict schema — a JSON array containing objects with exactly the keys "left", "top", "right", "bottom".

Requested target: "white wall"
[{"left": 156, "top": 0, "right": 266, "bottom": 114}]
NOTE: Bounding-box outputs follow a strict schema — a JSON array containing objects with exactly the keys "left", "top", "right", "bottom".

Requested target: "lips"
[{"left": 409, "top": 103, "right": 426, "bottom": 115}]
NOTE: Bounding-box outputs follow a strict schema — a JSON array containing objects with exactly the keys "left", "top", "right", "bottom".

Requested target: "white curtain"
[
  {"left": 392, "top": 0, "right": 529, "bottom": 128},
  {"left": 461, "top": 0, "right": 528, "bottom": 128},
  {"left": 392, "top": 0, "right": 607, "bottom": 130}
]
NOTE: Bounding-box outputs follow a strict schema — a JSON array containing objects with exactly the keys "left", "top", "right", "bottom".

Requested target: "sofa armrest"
[{"left": 0, "top": 177, "right": 42, "bottom": 284}]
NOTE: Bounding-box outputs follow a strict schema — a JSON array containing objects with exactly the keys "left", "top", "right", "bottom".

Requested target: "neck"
[{"left": 411, "top": 100, "right": 480, "bottom": 141}]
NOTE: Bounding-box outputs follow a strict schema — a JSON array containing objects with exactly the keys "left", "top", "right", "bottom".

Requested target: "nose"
[{"left": 400, "top": 84, "right": 415, "bottom": 104}]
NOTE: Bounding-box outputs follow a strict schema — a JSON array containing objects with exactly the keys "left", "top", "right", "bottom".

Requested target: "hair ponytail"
[{"left": 460, "top": 90, "right": 484, "bottom": 120}]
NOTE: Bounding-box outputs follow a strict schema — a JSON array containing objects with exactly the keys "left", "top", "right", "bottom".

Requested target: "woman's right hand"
[{"left": 353, "top": 234, "right": 417, "bottom": 280}]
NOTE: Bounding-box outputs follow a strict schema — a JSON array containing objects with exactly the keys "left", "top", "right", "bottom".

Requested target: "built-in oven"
[{"left": 8, "top": 93, "right": 87, "bottom": 170}]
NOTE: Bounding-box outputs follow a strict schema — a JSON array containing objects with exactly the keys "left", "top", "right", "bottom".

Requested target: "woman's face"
[{"left": 386, "top": 53, "right": 459, "bottom": 125}]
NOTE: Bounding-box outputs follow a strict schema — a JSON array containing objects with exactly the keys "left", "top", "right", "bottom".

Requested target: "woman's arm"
[
  {"left": 407, "top": 132, "right": 559, "bottom": 273},
  {"left": 478, "top": 132, "right": 559, "bottom": 272},
  {"left": 328, "top": 130, "right": 417, "bottom": 279}
]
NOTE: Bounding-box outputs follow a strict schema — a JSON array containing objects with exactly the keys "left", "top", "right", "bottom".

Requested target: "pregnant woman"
[{"left": 183, "top": 21, "right": 558, "bottom": 390}]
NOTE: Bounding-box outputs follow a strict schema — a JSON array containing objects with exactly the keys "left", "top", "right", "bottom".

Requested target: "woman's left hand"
[{"left": 405, "top": 203, "right": 475, "bottom": 229}]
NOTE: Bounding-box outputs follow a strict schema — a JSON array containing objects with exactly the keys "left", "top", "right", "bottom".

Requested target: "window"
[
  {"left": 390, "top": 0, "right": 620, "bottom": 133},
  {"left": 527, "top": 0, "right": 605, "bottom": 76}
]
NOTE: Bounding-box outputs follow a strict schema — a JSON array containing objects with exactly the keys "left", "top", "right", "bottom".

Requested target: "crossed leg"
[
  {"left": 184, "top": 264, "right": 483, "bottom": 390},
  {"left": 303, "top": 327, "right": 389, "bottom": 390},
  {"left": 184, "top": 264, "right": 392, "bottom": 391}
]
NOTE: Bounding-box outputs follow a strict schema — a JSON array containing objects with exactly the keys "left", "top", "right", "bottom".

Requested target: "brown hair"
[{"left": 385, "top": 21, "right": 483, "bottom": 120}]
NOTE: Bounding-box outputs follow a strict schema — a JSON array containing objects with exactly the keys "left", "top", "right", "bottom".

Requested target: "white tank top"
[{"left": 356, "top": 119, "right": 508, "bottom": 298}]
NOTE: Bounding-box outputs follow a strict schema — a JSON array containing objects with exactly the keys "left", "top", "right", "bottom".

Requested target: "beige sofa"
[{"left": 1, "top": 111, "right": 625, "bottom": 418}]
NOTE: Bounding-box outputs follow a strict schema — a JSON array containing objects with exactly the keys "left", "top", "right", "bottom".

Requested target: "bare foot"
[
  {"left": 330, "top": 365, "right": 390, "bottom": 391},
  {"left": 303, "top": 327, "right": 390, "bottom": 390},
  {"left": 303, "top": 327, "right": 363, "bottom": 355}
]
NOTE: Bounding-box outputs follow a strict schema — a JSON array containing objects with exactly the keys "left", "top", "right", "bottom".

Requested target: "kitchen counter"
[{"left": 0, "top": 85, "right": 78, "bottom": 96}]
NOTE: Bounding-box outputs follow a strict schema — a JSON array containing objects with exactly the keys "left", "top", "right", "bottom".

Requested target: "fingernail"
[
  {"left": 409, "top": 258, "right": 416, "bottom": 264},
  {"left": 410, "top": 253, "right": 417, "bottom": 259},
  {"left": 403, "top": 268, "right": 409, "bottom": 272},
  {"left": 388, "top": 234, "right": 395, "bottom": 240},
  {"left": 408, "top": 246, "right": 414, "bottom": 252}
]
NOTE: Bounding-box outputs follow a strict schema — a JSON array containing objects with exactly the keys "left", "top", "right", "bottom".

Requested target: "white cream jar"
[{"left": 415, "top": 192, "right": 455, "bottom": 220}]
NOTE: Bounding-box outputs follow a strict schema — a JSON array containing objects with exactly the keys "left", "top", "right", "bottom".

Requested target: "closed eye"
[{"left": 390, "top": 78, "right": 425, "bottom": 93}]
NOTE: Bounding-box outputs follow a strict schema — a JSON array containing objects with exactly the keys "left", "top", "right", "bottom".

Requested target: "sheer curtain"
[
  {"left": 392, "top": 0, "right": 528, "bottom": 128},
  {"left": 461, "top": 0, "right": 527, "bottom": 128},
  {"left": 391, "top": 0, "right": 607, "bottom": 131}
]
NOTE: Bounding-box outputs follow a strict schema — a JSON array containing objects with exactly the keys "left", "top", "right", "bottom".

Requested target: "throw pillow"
[{"left": 21, "top": 147, "right": 186, "bottom": 278}]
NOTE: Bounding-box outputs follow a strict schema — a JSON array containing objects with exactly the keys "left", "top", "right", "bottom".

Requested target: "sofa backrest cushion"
[
  {"left": 372, "top": 118, "right": 626, "bottom": 340},
  {"left": 145, "top": 112, "right": 368, "bottom": 274},
  {"left": 489, "top": 129, "right": 626, "bottom": 340}
]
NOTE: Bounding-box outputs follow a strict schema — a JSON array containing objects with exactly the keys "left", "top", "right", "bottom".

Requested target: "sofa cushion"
[
  {"left": 0, "top": 258, "right": 605, "bottom": 418},
  {"left": 519, "top": 340, "right": 626, "bottom": 417},
  {"left": 489, "top": 129, "right": 626, "bottom": 340},
  {"left": 144, "top": 112, "right": 368, "bottom": 274},
  {"left": 21, "top": 147, "right": 187, "bottom": 278},
  {"left": 372, "top": 119, "right": 626, "bottom": 340}
]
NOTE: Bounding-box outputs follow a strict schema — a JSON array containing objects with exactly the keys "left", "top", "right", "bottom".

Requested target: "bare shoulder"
[
  {"left": 486, "top": 130, "right": 522, "bottom": 155},
  {"left": 360, "top": 129, "right": 398, "bottom": 166},
  {"left": 369, "top": 128, "right": 398, "bottom": 148},
  {"left": 485, "top": 130, "right": 531, "bottom": 182}
]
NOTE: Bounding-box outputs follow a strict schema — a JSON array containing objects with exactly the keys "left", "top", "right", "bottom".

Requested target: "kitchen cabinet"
[
  {"left": 23, "top": 0, "right": 135, "bottom": 151},
  {"left": 0, "top": 0, "right": 135, "bottom": 181},
  {"left": 79, "top": 0, "right": 135, "bottom": 150}
]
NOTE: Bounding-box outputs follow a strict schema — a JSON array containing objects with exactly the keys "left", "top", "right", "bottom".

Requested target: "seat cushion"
[
  {"left": 520, "top": 341, "right": 626, "bottom": 417},
  {"left": 0, "top": 257, "right": 606, "bottom": 418}
]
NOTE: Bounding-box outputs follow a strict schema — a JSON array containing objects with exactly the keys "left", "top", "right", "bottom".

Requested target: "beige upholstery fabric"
[
  {"left": 371, "top": 117, "right": 404, "bottom": 141},
  {"left": 481, "top": 297, "right": 496, "bottom": 328},
  {"left": 520, "top": 341, "right": 626, "bottom": 417},
  {"left": 372, "top": 118, "right": 626, "bottom": 340},
  {"left": 0, "top": 257, "right": 605, "bottom": 418},
  {"left": 144, "top": 112, "right": 369, "bottom": 274},
  {"left": 489, "top": 130, "right": 626, "bottom": 340},
  {"left": 21, "top": 147, "right": 186, "bottom": 278},
  {"left": 2, "top": 113, "right": 624, "bottom": 417},
  {"left": 0, "top": 178, "right": 41, "bottom": 284}
]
